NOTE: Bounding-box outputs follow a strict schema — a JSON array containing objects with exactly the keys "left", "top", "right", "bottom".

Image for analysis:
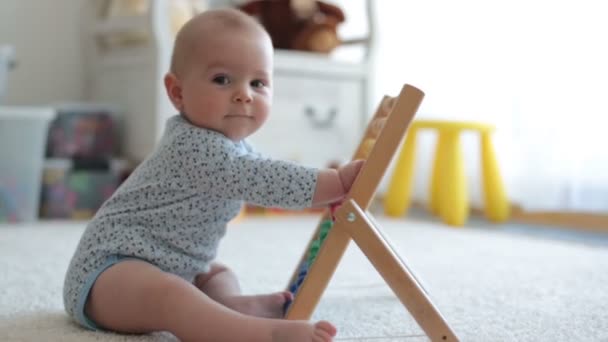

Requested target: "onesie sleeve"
[
  {"left": 177, "top": 127, "right": 318, "bottom": 210},
  {"left": 220, "top": 153, "right": 319, "bottom": 209}
]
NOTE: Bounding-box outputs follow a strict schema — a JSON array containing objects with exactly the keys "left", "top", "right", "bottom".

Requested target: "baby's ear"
[{"left": 164, "top": 73, "right": 184, "bottom": 111}]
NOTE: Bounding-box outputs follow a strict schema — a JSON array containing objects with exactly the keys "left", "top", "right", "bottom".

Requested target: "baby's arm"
[
  {"left": 312, "top": 160, "right": 364, "bottom": 206},
  {"left": 191, "top": 135, "right": 364, "bottom": 209}
]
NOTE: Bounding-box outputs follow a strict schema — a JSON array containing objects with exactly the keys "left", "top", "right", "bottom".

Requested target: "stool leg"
[
  {"left": 384, "top": 129, "right": 418, "bottom": 217},
  {"left": 429, "top": 132, "right": 448, "bottom": 215},
  {"left": 481, "top": 132, "right": 510, "bottom": 222},
  {"left": 439, "top": 131, "right": 468, "bottom": 226}
]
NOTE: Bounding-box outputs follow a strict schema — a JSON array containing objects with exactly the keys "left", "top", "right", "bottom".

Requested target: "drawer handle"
[{"left": 304, "top": 106, "right": 337, "bottom": 129}]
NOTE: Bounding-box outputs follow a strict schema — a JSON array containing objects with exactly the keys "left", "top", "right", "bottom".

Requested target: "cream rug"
[{"left": 1, "top": 215, "right": 607, "bottom": 341}]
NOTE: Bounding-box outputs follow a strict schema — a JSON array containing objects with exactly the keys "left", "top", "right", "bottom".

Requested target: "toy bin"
[
  {"left": 39, "top": 158, "right": 129, "bottom": 220},
  {"left": 46, "top": 103, "right": 119, "bottom": 159},
  {"left": 0, "top": 107, "right": 55, "bottom": 222}
]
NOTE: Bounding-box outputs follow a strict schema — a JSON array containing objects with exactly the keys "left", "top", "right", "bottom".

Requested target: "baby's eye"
[
  {"left": 250, "top": 80, "right": 266, "bottom": 88},
  {"left": 212, "top": 75, "right": 230, "bottom": 85}
]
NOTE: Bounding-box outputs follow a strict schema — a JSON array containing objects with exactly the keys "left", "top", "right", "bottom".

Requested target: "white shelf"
[{"left": 274, "top": 50, "right": 369, "bottom": 79}]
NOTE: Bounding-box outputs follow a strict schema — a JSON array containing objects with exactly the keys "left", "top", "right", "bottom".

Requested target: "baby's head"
[{"left": 164, "top": 8, "right": 274, "bottom": 141}]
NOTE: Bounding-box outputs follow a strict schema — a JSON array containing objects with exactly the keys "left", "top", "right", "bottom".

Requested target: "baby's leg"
[
  {"left": 194, "top": 262, "right": 292, "bottom": 318},
  {"left": 86, "top": 260, "right": 336, "bottom": 342}
]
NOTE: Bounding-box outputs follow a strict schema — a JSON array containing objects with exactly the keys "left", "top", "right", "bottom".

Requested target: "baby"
[{"left": 63, "top": 8, "right": 364, "bottom": 342}]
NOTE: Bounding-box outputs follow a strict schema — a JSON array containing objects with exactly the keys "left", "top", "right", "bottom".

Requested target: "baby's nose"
[{"left": 233, "top": 88, "right": 253, "bottom": 103}]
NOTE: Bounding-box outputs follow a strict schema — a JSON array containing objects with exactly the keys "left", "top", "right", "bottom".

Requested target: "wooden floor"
[
  {"left": 372, "top": 198, "right": 608, "bottom": 233},
  {"left": 510, "top": 206, "right": 608, "bottom": 234}
]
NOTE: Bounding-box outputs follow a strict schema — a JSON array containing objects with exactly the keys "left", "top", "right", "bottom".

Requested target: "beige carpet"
[{"left": 1, "top": 215, "right": 607, "bottom": 341}]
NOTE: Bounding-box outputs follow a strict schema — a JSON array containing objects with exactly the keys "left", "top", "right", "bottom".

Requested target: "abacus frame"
[{"left": 283, "top": 85, "right": 459, "bottom": 342}]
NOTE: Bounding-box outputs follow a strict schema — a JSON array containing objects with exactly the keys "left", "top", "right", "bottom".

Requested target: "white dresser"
[{"left": 250, "top": 50, "right": 370, "bottom": 168}]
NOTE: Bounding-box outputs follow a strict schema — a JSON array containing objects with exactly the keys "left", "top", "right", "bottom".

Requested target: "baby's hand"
[
  {"left": 311, "top": 160, "right": 365, "bottom": 207},
  {"left": 338, "top": 160, "right": 365, "bottom": 194}
]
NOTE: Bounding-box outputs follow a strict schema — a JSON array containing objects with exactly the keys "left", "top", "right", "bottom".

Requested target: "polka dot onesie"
[{"left": 63, "top": 115, "right": 318, "bottom": 329}]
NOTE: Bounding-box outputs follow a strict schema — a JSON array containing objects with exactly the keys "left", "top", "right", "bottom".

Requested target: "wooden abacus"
[{"left": 283, "top": 84, "right": 459, "bottom": 341}]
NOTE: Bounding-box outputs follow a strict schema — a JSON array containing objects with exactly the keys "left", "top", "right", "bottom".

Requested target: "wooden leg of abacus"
[
  {"left": 284, "top": 223, "right": 352, "bottom": 320},
  {"left": 336, "top": 199, "right": 459, "bottom": 342},
  {"left": 284, "top": 96, "right": 394, "bottom": 318}
]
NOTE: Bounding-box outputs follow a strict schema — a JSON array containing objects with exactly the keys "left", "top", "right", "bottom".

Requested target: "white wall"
[
  {"left": 371, "top": 1, "right": 608, "bottom": 212},
  {"left": 0, "top": 0, "right": 86, "bottom": 105}
]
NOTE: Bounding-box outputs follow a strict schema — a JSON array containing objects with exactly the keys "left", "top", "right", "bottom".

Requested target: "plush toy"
[{"left": 238, "top": 0, "right": 345, "bottom": 54}]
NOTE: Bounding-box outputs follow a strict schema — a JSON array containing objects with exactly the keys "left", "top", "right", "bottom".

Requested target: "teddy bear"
[{"left": 237, "top": 0, "right": 346, "bottom": 54}]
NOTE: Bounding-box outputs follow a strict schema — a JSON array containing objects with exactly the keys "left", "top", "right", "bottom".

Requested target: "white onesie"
[{"left": 63, "top": 115, "right": 318, "bottom": 329}]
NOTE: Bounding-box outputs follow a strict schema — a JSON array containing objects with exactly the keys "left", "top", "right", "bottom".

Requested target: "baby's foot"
[
  {"left": 311, "top": 321, "right": 337, "bottom": 342},
  {"left": 223, "top": 291, "right": 293, "bottom": 318},
  {"left": 272, "top": 320, "right": 337, "bottom": 342}
]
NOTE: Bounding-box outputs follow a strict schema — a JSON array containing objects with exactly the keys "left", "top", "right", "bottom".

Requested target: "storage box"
[
  {"left": 46, "top": 104, "right": 119, "bottom": 159},
  {"left": 40, "top": 158, "right": 129, "bottom": 220},
  {"left": 0, "top": 107, "right": 55, "bottom": 222}
]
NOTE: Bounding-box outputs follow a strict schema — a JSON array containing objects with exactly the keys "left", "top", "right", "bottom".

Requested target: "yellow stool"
[{"left": 384, "top": 120, "right": 510, "bottom": 226}]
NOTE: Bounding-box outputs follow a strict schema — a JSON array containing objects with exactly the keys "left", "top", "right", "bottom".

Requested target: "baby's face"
[{"left": 178, "top": 28, "right": 273, "bottom": 141}]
